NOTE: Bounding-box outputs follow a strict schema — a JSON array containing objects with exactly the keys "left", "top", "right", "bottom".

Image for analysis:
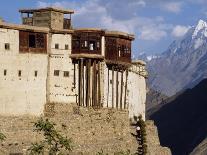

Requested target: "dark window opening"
[
  {"left": 34, "top": 71, "right": 38, "bottom": 77},
  {"left": 55, "top": 44, "right": 59, "bottom": 49},
  {"left": 4, "top": 70, "right": 7, "bottom": 76},
  {"left": 36, "top": 33, "right": 45, "bottom": 48},
  {"left": 64, "top": 71, "right": 69, "bottom": 77},
  {"left": 54, "top": 70, "right": 60, "bottom": 76},
  {"left": 89, "top": 41, "right": 95, "bottom": 51},
  {"left": 5, "top": 43, "right": 10, "bottom": 50},
  {"left": 29, "top": 34, "right": 36, "bottom": 48},
  {"left": 65, "top": 44, "right": 69, "bottom": 50},
  {"left": 18, "top": 70, "right": 22, "bottom": 77},
  {"left": 97, "top": 41, "right": 100, "bottom": 49},
  {"left": 84, "top": 41, "right": 88, "bottom": 47}
]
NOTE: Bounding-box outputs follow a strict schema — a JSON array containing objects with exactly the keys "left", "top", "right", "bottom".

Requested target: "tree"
[{"left": 28, "top": 118, "right": 73, "bottom": 155}]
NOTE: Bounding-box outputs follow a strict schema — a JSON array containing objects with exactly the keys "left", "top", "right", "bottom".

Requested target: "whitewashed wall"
[
  {"left": 128, "top": 70, "right": 146, "bottom": 120},
  {"left": 48, "top": 33, "right": 77, "bottom": 103},
  {"left": 0, "top": 28, "right": 48, "bottom": 115}
]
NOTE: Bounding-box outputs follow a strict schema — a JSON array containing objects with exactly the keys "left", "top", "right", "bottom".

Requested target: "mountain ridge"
[{"left": 139, "top": 19, "right": 207, "bottom": 96}]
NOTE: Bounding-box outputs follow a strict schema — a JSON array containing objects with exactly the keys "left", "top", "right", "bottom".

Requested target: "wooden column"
[
  {"left": 124, "top": 70, "right": 128, "bottom": 109},
  {"left": 78, "top": 60, "right": 81, "bottom": 106},
  {"left": 116, "top": 70, "right": 119, "bottom": 109},
  {"left": 92, "top": 60, "right": 97, "bottom": 107},
  {"left": 107, "top": 68, "right": 109, "bottom": 107},
  {"left": 112, "top": 66, "right": 114, "bottom": 108},
  {"left": 80, "top": 59, "right": 84, "bottom": 106},
  {"left": 97, "top": 61, "right": 101, "bottom": 108},
  {"left": 86, "top": 59, "right": 91, "bottom": 107},
  {"left": 120, "top": 70, "right": 124, "bottom": 110},
  {"left": 73, "top": 63, "right": 76, "bottom": 89}
]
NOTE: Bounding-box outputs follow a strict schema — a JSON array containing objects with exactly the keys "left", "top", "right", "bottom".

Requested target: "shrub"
[{"left": 28, "top": 118, "right": 73, "bottom": 155}]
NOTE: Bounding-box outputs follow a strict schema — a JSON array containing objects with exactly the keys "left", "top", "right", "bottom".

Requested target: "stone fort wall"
[{"left": 0, "top": 103, "right": 138, "bottom": 155}]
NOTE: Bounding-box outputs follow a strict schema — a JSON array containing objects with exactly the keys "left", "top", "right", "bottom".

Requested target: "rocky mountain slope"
[
  {"left": 140, "top": 20, "right": 207, "bottom": 96},
  {"left": 149, "top": 79, "right": 207, "bottom": 155},
  {"left": 190, "top": 138, "right": 207, "bottom": 155},
  {"left": 146, "top": 89, "right": 168, "bottom": 118}
]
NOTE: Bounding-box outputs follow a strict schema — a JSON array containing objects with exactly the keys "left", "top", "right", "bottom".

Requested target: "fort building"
[{"left": 0, "top": 7, "right": 147, "bottom": 120}]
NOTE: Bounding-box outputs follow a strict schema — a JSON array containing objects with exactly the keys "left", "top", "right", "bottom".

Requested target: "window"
[
  {"left": 18, "top": 70, "right": 22, "bottom": 77},
  {"left": 118, "top": 46, "right": 121, "bottom": 57},
  {"left": 84, "top": 41, "right": 88, "bottom": 47},
  {"left": 64, "top": 71, "right": 69, "bottom": 77},
  {"left": 89, "top": 41, "right": 95, "bottom": 51},
  {"left": 4, "top": 70, "right": 7, "bottom": 76},
  {"left": 34, "top": 71, "right": 38, "bottom": 77},
  {"left": 65, "top": 44, "right": 69, "bottom": 50},
  {"left": 55, "top": 44, "right": 59, "bottom": 49},
  {"left": 97, "top": 41, "right": 100, "bottom": 48},
  {"left": 5, "top": 43, "right": 10, "bottom": 50},
  {"left": 29, "top": 34, "right": 36, "bottom": 48},
  {"left": 54, "top": 70, "right": 60, "bottom": 76}
]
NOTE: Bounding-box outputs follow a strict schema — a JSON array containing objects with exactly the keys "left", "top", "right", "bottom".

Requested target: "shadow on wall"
[{"left": 149, "top": 79, "right": 207, "bottom": 155}]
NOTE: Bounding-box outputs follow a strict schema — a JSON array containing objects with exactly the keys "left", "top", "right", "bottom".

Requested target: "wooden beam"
[
  {"left": 124, "top": 70, "right": 128, "bottom": 109},
  {"left": 73, "top": 63, "right": 76, "bottom": 89},
  {"left": 112, "top": 66, "right": 114, "bottom": 108},
  {"left": 93, "top": 60, "right": 97, "bottom": 107},
  {"left": 120, "top": 70, "right": 124, "bottom": 110},
  {"left": 107, "top": 68, "right": 109, "bottom": 107},
  {"left": 80, "top": 59, "right": 84, "bottom": 106},
  {"left": 116, "top": 70, "right": 119, "bottom": 109},
  {"left": 86, "top": 60, "right": 89, "bottom": 107},
  {"left": 78, "top": 60, "right": 81, "bottom": 106},
  {"left": 98, "top": 61, "right": 101, "bottom": 108}
]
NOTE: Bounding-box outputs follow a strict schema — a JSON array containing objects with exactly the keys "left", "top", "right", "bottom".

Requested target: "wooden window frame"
[
  {"left": 63, "top": 71, "right": 69, "bottom": 77},
  {"left": 54, "top": 70, "right": 60, "bottom": 76},
  {"left": 5, "top": 43, "right": 10, "bottom": 50}
]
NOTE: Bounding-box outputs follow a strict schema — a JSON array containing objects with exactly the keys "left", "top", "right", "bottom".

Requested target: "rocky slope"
[
  {"left": 140, "top": 20, "right": 207, "bottom": 96},
  {"left": 190, "top": 138, "right": 207, "bottom": 155},
  {"left": 149, "top": 79, "right": 207, "bottom": 155},
  {"left": 146, "top": 89, "right": 168, "bottom": 118}
]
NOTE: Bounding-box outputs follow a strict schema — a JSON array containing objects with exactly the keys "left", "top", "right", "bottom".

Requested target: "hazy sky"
[{"left": 0, "top": 0, "right": 207, "bottom": 56}]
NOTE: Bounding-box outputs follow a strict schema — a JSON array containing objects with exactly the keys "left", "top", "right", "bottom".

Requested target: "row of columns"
[
  {"left": 75, "top": 58, "right": 102, "bottom": 108},
  {"left": 106, "top": 66, "right": 128, "bottom": 110},
  {"left": 73, "top": 58, "right": 129, "bottom": 110}
]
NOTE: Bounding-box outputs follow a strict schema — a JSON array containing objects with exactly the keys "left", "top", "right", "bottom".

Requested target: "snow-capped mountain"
[{"left": 141, "top": 19, "right": 207, "bottom": 96}]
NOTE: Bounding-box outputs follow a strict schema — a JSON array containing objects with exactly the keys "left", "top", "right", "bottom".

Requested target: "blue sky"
[{"left": 0, "top": 0, "right": 207, "bottom": 56}]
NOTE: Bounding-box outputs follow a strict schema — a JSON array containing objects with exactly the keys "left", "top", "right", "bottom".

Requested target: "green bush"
[
  {"left": 0, "top": 132, "right": 6, "bottom": 142},
  {"left": 28, "top": 118, "right": 73, "bottom": 155}
]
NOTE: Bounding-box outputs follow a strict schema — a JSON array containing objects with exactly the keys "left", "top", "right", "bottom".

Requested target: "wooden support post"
[
  {"left": 82, "top": 60, "right": 85, "bottom": 107},
  {"left": 107, "top": 68, "right": 109, "bottom": 107},
  {"left": 120, "top": 70, "right": 124, "bottom": 110},
  {"left": 85, "top": 60, "right": 88, "bottom": 107},
  {"left": 112, "top": 66, "right": 114, "bottom": 108},
  {"left": 78, "top": 60, "right": 81, "bottom": 106},
  {"left": 85, "top": 60, "right": 89, "bottom": 107},
  {"left": 80, "top": 59, "right": 84, "bottom": 106},
  {"left": 116, "top": 70, "right": 119, "bottom": 109},
  {"left": 124, "top": 70, "right": 128, "bottom": 109},
  {"left": 88, "top": 59, "right": 92, "bottom": 107},
  {"left": 93, "top": 60, "right": 97, "bottom": 107},
  {"left": 98, "top": 61, "right": 101, "bottom": 108},
  {"left": 73, "top": 63, "right": 76, "bottom": 89}
]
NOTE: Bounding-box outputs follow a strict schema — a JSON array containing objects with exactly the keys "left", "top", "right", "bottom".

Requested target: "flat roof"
[
  {"left": 74, "top": 28, "right": 135, "bottom": 40},
  {"left": 74, "top": 28, "right": 105, "bottom": 32},
  {"left": 0, "top": 22, "right": 49, "bottom": 33},
  {"left": 105, "top": 31, "right": 135, "bottom": 40},
  {"left": 132, "top": 60, "right": 146, "bottom": 66},
  {"left": 19, "top": 7, "right": 74, "bottom": 14}
]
